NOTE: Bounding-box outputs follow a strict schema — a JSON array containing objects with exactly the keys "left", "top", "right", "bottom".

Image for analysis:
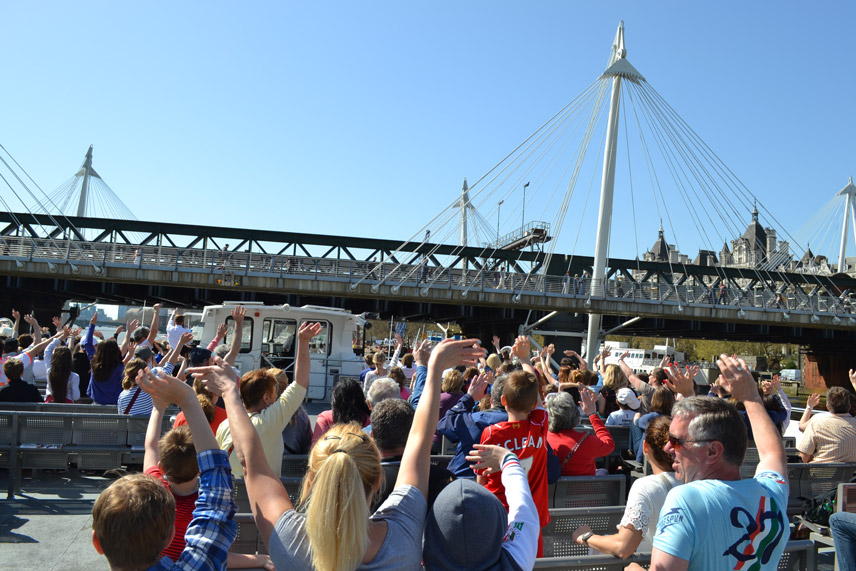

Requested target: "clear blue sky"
[{"left": 3, "top": 2, "right": 855, "bottom": 264}]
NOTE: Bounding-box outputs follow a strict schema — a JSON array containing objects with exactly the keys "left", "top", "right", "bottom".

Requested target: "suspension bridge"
[{"left": 1, "top": 22, "right": 855, "bottom": 357}]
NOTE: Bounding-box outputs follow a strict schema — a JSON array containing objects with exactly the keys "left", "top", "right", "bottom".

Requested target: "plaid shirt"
[{"left": 148, "top": 449, "right": 237, "bottom": 571}]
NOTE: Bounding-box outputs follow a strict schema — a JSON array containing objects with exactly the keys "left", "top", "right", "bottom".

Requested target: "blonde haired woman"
[{"left": 192, "top": 337, "right": 485, "bottom": 571}]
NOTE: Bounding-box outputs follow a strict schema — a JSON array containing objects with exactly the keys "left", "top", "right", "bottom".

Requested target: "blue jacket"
[{"left": 437, "top": 393, "right": 508, "bottom": 477}]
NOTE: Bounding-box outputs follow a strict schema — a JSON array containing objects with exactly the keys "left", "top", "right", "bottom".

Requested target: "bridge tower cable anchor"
[{"left": 585, "top": 21, "right": 645, "bottom": 360}]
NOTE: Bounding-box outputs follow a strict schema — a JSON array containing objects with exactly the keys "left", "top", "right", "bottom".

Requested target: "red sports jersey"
[{"left": 479, "top": 407, "right": 550, "bottom": 529}]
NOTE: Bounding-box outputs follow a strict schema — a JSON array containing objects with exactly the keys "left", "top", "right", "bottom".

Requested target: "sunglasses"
[{"left": 668, "top": 434, "right": 714, "bottom": 449}]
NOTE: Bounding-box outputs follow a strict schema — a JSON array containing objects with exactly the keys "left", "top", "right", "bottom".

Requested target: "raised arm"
[
  {"left": 160, "top": 331, "right": 193, "bottom": 373},
  {"left": 389, "top": 333, "right": 403, "bottom": 367},
  {"left": 120, "top": 319, "right": 139, "bottom": 357},
  {"left": 511, "top": 335, "right": 537, "bottom": 377},
  {"left": 137, "top": 368, "right": 218, "bottom": 453},
  {"left": 143, "top": 391, "right": 168, "bottom": 472},
  {"left": 617, "top": 352, "right": 647, "bottom": 393},
  {"left": 407, "top": 340, "right": 430, "bottom": 408},
  {"left": 398, "top": 338, "right": 484, "bottom": 497},
  {"left": 146, "top": 303, "right": 162, "bottom": 346},
  {"left": 294, "top": 322, "right": 321, "bottom": 390},
  {"left": 26, "top": 329, "right": 64, "bottom": 358},
  {"left": 799, "top": 393, "right": 820, "bottom": 432},
  {"left": 224, "top": 306, "right": 245, "bottom": 366},
  {"left": 23, "top": 314, "right": 42, "bottom": 345},
  {"left": 564, "top": 349, "right": 588, "bottom": 371},
  {"left": 11, "top": 309, "right": 20, "bottom": 338},
  {"left": 718, "top": 354, "right": 787, "bottom": 476},
  {"left": 207, "top": 322, "right": 227, "bottom": 352},
  {"left": 190, "top": 359, "right": 290, "bottom": 544}
]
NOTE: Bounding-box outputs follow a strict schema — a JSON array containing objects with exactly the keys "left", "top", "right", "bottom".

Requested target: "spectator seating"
[
  {"left": 549, "top": 474, "right": 626, "bottom": 509},
  {"left": 0, "top": 409, "right": 172, "bottom": 498},
  {"left": 533, "top": 540, "right": 816, "bottom": 570},
  {"left": 542, "top": 506, "right": 625, "bottom": 557}
]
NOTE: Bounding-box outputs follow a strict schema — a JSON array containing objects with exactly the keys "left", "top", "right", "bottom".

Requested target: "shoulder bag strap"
[
  {"left": 123, "top": 387, "right": 141, "bottom": 415},
  {"left": 562, "top": 433, "right": 589, "bottom": 469}
]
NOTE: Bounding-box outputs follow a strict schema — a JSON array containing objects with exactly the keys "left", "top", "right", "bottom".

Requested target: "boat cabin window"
[
  {"left": 303, "top": 320, "right": 330, "bottom": 356},
  {"left": 225, "top": 315, "right": 254, "bottom": 353},
  {"left": 263, "top": 318, "right": 297, "bottom": 357}
]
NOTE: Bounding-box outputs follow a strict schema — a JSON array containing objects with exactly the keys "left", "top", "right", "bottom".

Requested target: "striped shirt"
[
  {"left": 797, "top": 413, "right": 856, "bottom": 463},
  {"left": 116, "top": 363, "right": 175, "bottom": 416}
]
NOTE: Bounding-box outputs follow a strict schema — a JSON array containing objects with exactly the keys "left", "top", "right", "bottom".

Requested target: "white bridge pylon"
[
  {"left": 837, "top": 177, "right": 856, "bottom": 273},
  {"left": 586, "top": 21, "right": 645, "bottom": 361}
]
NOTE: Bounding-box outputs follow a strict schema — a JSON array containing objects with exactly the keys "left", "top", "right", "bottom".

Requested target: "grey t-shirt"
[{"left": 269, "top": 484, "right": 427, "bottom": 570}]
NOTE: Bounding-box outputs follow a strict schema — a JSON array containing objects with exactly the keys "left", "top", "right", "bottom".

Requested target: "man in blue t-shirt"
[{"left": 627, "top": 354, "right": 789, "bottom": 571}]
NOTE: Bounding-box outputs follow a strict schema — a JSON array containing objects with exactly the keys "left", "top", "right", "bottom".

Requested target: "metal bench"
[
  {"left": 542, "top": 506, "right": 626, "bottom": 558},
  {"left": 281, "top": 454, "right": 309, "bottom": 478},
  {"left": 550, "top": 474, "right": 626, "bottom": 509},
  {"left": 533, "top": 540, "right": 816, "bottom": 570}
]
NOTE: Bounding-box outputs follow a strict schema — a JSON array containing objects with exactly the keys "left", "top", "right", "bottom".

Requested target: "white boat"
[{"left": 198, "top": 302, "right": 365, "bottom": 401}]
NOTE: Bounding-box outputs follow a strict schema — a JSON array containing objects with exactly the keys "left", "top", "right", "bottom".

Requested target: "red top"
[
  {"left": 479, "top": 407, "right": 550, "bottom": 528},
  {"left": 173, "top": 406, "right": 228, "bottom": 435},
  {"left": 546, "top": 413, "right": 615, "bottom": 476},
  {"left": 145, "top": 465, "right": 198, "bottom": 562}
]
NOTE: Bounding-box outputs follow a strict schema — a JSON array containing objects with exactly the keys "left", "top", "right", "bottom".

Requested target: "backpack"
[{"left": 803, "top": 487, "right": 837, "bottom": 526}]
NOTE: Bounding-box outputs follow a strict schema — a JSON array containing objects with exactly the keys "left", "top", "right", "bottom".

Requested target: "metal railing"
[{"left": 2, "top": 235, "right": 854, "bottom": 323}]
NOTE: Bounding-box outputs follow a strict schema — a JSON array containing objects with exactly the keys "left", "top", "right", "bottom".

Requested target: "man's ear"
[
  {"left": 707, "top": 440, "right": 725, "bottom": 462},
  {"left": 501, "top": 395, "right": 507, "bottom": 407},
  {"left": 92, "top": 530, "right": 104, "bottom": 555}
]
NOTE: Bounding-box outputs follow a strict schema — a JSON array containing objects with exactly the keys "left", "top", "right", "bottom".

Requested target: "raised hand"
[
  {"left": 394, "top": 332, "right": 403, "bottom": 349},
  {"left": 51, "top": 316, "right": 62, "bottom": 329},
  {"left": 231, "top": 305, "right": 246, "bottom": 324},
  {"left": 807, "top": 392, "right": 821, "bottom": 409},
  {"left": 428, "top": 338, "right": 485, "bottom": 371},
  {"left": 179, "top": 331, "right": 194, "bottom": 345},
  {"left": 761, "top": 380, "right": 774, "bottom": 395},
  {"left": 580, "top": 387, "right": 597, "bottom": 416},
  {"left": 136, "top": 367, "right": 194, "bottom": 408},
  {"left": 467, "top": 370, "right": 493, "bottom": 401},
  {"left": 492, "top": 335, "right": 501, "bottom": 349},
  {"left": 664, "top": 363, "right": 695, "bottom": 398},
  {"left": 715, "top": 354, "right": 761, "bottom": 404},
  {"left": 187, "top": 356, "right": 240, "bottom": 396},
  {"left": 298, "top": 321, "right": 322, "bottom": 343},
  {"left": 620, "top": 350, "right": 630, "bottom": 360},
  {"left": 127, "top": 319, "right": 139, "bottom": 334},
  {"left": 771, "top": 375, "right": 782, "bottom": 392},
  {"left": 216, "top": 322, "right": 228, "bottom": 339},
  {"left": 152, "top": 303, "right": 162, "bottom": 312},
  {"left": 413, "top": 339, "right": 431, "bottom": 367},
  {"left": 466, "top": 444, "right": 514, "bottom": 476},
  {"left": 22, "top": 314, "right": 37, "bottom": 327},
  {"left": 511, "top": 335, "right": 531, "bottom": 361}
]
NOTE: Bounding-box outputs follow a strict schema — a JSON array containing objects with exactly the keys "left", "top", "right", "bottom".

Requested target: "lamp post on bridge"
[
  {"left": 497, "top": 199, "right": 504, "bottom": 245},
  {"left": 522, "top": 182, "right": 530, "bottom": 232}
]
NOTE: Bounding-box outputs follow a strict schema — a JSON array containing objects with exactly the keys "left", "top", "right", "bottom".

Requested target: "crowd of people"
[{"left": 2, "top": 305, "right": 856, "bottom": 570}]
